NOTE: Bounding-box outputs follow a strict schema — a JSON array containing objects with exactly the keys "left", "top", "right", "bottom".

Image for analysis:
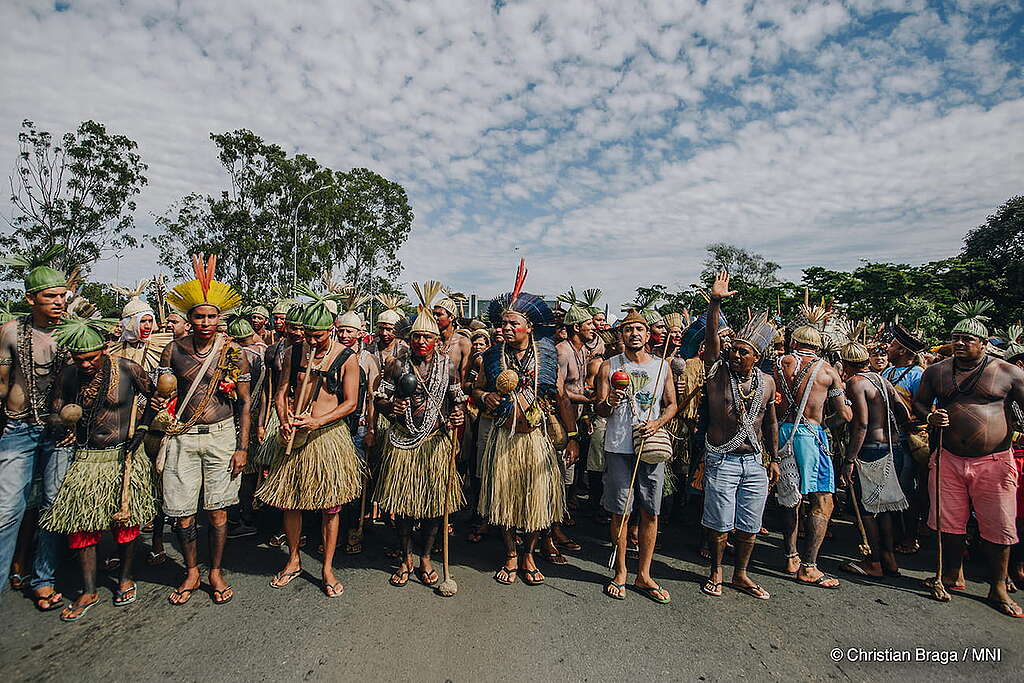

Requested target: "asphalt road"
[{"left": 1, "top": 501, "right": 1020, "bottom": 682}]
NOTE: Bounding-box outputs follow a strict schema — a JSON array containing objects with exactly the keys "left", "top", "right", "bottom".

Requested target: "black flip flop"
[
  {"left": 389, "top": 569, "right": 411, "bottom": 587},
  {"left": 60, "top": 598, "right": 102, "bottom": 622},
  {"left": 212, "top": 587, "right": 233, "bottom": 605},
  {"left": 34, "top": 591, "right": 64, "bottom": 612},
  {"left": 168, "top": 587, "right": 197, "bottom": 606},
  {"left": 520, "top": 568, "right": 545, "bottom": 586}
]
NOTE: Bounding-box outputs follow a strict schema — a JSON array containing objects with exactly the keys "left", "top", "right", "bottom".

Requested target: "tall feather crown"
[
  {"left": 165, "top": 254, "right": 241, "bottom": 315},
  {"left": 411, "top": 281, "right": 442, "bottom": 335},
  {"left": 487, "top": 259, "right": 555, "bottom": 336}
]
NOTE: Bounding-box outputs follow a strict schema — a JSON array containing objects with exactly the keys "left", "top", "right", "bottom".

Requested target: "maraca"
[
  {"left": 395, "top": 372, "right": 419, "bottom": 399},
  {"left": 59, "top": 403, "right": 83, "bottom": 426},
  {"left": 156, "top": 373, "right": 177, "bottom": 397},
  {"left": 610, "top": 369, "right": 630, "bottom": 389},
  {"left": 495, "top": 369, "right": 520, "bottom": 395}
]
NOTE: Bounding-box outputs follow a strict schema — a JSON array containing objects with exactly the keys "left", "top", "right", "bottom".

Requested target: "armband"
[
  {"left": 157, "top": 366, "right": 173, "bottom": 375},
  {"left": 826, "top": 387, "right": 845, "bottom": 399},
  {"left": 236, "top": 373, "right": 252, "bottom": 382},
  {"left": 0, "top": 357, "right": 12, "bottom": 367}
]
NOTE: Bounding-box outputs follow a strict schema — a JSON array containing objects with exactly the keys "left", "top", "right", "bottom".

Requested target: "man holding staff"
[
  {"left": 913, "top": 302, "right": 1024, "bottom": 618},
  {"left": 43, "top": 316, "right": 156, "bottom": 621},
  {"left": 593, "top": 308, "right": 677, "bottom": 603},
  {"left": 256, "top": 287, "right": 363, "bottom": 598}
]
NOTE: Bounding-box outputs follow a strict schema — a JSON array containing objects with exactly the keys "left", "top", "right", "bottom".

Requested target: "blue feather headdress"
[{"left": 486, "top": 259, "right": 556, "bottom": 337}]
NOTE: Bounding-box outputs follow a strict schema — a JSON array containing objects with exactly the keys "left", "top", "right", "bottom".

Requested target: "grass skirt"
[
  {"left": 42, "top": 445, "right": 155, "bottom": 532},
  {"left": 478, "top": 426, "right": 565, "bottom": 532},
  {"left": 374, "top": 427, "right": 464, "bottom": 518},
  {"left": 255, "top": 419, "right": 364, "bottom": 510}
]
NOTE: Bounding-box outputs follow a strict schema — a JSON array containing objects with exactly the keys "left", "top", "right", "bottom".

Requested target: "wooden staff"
[
  {"left": 847, "top": 467, "right": 871, "bottom": 557},
  {"left": 438, "top": 404, "right": 463, "bottom": 597},
  {"left": 111, "top": 397, "right": 141, "bottom": 525},
  {"left": 285, "top": 344, "right": 317, "bottom": 456},
  {"left": 929, "top": 427, "right": 951, "bottom": 602}
]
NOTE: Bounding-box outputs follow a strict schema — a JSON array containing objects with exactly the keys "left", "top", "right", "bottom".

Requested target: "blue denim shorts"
[{"left": 701, "top": 449, "right": 769, "bottom": 534}]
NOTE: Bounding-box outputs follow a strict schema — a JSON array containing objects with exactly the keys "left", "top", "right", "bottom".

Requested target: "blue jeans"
[
  {"left": 0, "top": 420, "right": 71, "bottom": 593},
  {"left": 702, "top": 449, "right": 769, "bottom": 534}
]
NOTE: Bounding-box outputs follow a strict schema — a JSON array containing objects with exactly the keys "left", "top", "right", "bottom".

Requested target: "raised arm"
[{"left": 704, "top": 270, "right": 737, "bottom": 369}]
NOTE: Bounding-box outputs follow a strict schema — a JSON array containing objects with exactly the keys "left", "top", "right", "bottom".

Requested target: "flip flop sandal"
[
  {"left": 921, "top": 577, "right": 966, "bottom": 591},
  {"left": 839, "top": 562, "right": 881, "bottom": 578},
  {"left": 520, "top": 568, "right": 545, "bottom": 586},
  {"left": 701, "top": 580, "right": 723, "bottom": 597},
  {"left": 493, "top": 567, "right": 517, "bottom": 585},
  {"left": 212, "top": 588, "right": 233, "bottom": 605},
  {"left": 344, "top": 542, "right": 363, "bottom": 555},
  {"left": 604, "top": 581, "right": 626, "bottom": 600},
  {"left": 268, "top": 533, "right": 287, "bottom": 548},
  {"left": 9, "top": 573, "right": 29, "bottom": 590},
  {"left": 103, "top": 557, "right": 121, "bottom": 572},
  {"left": 147, "top": 550, "right": 167, "bottom": 566},
  {"left": 168, "top": 587, "right": 198, "bottom": 606},
  {"left": 113, "top": 584, "right": 138, "bottom": 607},
  {"left": 416, "top": 568, "right": 439, "bottom": 587},
  {"left": 389, "top": 569, "right": 412, "bottom": 587},
  {"left": 384, "top": 547, "right": 402, "bottom": 560},
  {"left": 34, "top": 591, "right": 64, "bottom": 612},
  {"left": 539, "top": 548, "right": 568, "bottom": 565},
  {"left": 60, "top": 598, "right": 102, "bottom": 622},
  {"left": 637, "top": 585, "right": 671, "bottom": 604},
  {"left": 729, "top": 582, "right": 771, "bottom": 600},
  {"left": 798, "top": 574, "right": 841, "bottom": 590},
  {"left": 323, "top": 581, "right": 344, "bottom": 599},
  {"left": 992, "top": 600, "right": 1024, "bottom": 618},
  {"left": 556, "top": 539, "right": 582, "bottom": 551},
  {"left": 270, "top": 569, "right": 302, "bottom": 589}
]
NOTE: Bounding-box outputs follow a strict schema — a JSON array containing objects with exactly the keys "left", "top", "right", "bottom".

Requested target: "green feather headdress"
[
  {"left": 53, "top": 315, "right": 117, "bottom": 353},
  {"left": 225, "top": 310, "right": 255, "bottom": 340},
  {"left": 951, "top": 300, "right": 993, "bottom": 339},
  {"left": 1, "top": 245, "right": 68, "bottom": 294}
]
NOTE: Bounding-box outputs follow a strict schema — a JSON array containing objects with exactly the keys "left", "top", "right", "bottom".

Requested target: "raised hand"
[{"left": 710, "top": 270, "right": 738, "bottom": 301}]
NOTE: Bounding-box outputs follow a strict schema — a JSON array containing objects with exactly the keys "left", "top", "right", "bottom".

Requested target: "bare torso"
[
  {"left": 705, "top": 364, "right": 776, "bottom": 454},
  {"left": 165, "top": 335, "right": 249, "bottom": 425},
  {"left": 53, "top": 357, "right": 153, "bottom": 449},
  {"left": 775, "top": 353, "right": 842, "bottom": 426},
  {"left": 0, "top": 318, "right": 64, "bottom": 422}
]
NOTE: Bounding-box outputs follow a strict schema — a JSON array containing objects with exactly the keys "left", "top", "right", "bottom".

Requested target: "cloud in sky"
[{"left": 1, "top": 0, "right": 1022, "bottom": 308}]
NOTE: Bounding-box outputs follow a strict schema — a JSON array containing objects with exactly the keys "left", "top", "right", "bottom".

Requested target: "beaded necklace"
[{"left": 16, "top": 318, "right": 66, "bottom": 422}]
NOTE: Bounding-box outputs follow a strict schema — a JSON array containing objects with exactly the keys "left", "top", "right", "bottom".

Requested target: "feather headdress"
[
  {"left": 53, "top": 315, "right": 117, "bottom": 354},
  {"left": 1, "top": 244, "right": 67, "bottom": 294},
  {"left": 435, "top": 286, "right": 462, "bottom": 318},
  {"left": 165, "top": 254, "right": 241, "bottom": 315},
  {"left": 410, "top": 281, "right": 442, "bottom": 336},
  {"left": 336, "top": 288, "right": 371, "bottom": 330},
  {"left": 376, "top": 293, "right": 406, "bottom": 325},
  {"left": 486, "top": 260, "right": 555, "bottom": 336},
  {"left": 790, "top": 303, "right": 830, "bottom": 349},
  {"left": 733, "top": 312, "right": 777, "bottom": 357},
  {"left": 951, "top": 300, "right": 993, "bottom": 339}
]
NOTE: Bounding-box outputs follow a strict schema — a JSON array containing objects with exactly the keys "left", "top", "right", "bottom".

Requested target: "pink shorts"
[
  {"left": 928, "top": 448, "right": 1019, "bottom": 545},
  {"left": 1014, "top": 449, "right": 1024, "bottom": 520},
  {"left": 68, "top": 526, "right": 141, "bottom": 550}
]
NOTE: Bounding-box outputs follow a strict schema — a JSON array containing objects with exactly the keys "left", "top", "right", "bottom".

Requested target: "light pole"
[{"left": 292, "top": 183, "right": 338, "bottom": 290}]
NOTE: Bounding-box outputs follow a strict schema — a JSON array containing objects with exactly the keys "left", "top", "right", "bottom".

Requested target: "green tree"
[
  {"left": 151, "top": 130, "right": 413, "bottom": 303},
  {"left": 961, "top": 195, "right": 1023, "bottom": 327},
  {"left": 3, "top": 119, "right": 147, "bottom": 278}
]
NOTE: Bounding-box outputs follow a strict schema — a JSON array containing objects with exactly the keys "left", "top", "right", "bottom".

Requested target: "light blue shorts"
[
  {"left": 701, "top": 449, "right": 769, "bottom": 534},
  {"left": 779, "top": 423, "right": 834, "bottom": 495}
]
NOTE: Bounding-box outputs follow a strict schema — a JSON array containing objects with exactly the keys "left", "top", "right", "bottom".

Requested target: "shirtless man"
[
  {"left": 0, "top": 257, "right": 69, "bottom": 610},
  {"left": 257, "top": 294, "right": 363, "bottom": 597},
  {"left": 550, "top": 304, "right": 597, "bottom": 558},
  {"left": 698, "top": 273, "right": 779, "bottom": 600},
  {"left": 433, "top": 296, "right": 472, "bottom": 386},
  {"left": 45, "top": 318, "right": 156, "bottom": 620},
  {"left": 774, "top": 309, "right": 852, "bottom": 589},
  {"left": 838, "top": 340, "right": 912, "bottom": 579},
  {"left": 913, "top": 310, "right": 1024, "bottom": 618},
  {"left": 158, "top": 269, "right": 252, "bottom": 606},
  {"left": 374, "top": 297, "right": 464, "bottom": 588},
  {"left": 225, "top": 315, "right": 267, "bottom": 540},
  {"left": 247, "top": 305, "right": 274, "bottom": 346}
]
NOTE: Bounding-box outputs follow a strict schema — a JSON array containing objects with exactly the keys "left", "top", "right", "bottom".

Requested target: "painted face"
[
  {"left": 72, "top": 348, "right": 105, "bottom": 376},
  {"left": 337, "top": 326, "right": 361, "bottom": 347},
  {"left": 410, "top": 331, "right": 436, "bottom": 357},
  {"left": 190, "top": 306, "right": 220, "bottom": 340},
  {"left": 273, "top": 314, "right": 287, "bottom": 333},
  {"left": 138, "top": 314, "right": 155, "bottom": 340},
  {"left": 432, "top": 306, "right": 453, "bottom": 331},
  {"left": 27, "top": 286, "right": 68, "bottom": 322},
  {"left": 649, "top": 322, "right": 667, "bottom": 346},
  {"left": 376, "top": 322, "right": 395, "bottom": 346},
  {"left": 728, "top": 341, "right": 758, "bottom": 374},
  {"left": 250, "top": 313, "right": 267, "bottom": 331},
  {"left": 593, "top": 313, "right": 607, "bottom": 330},
  {"left": 868, "top": 348, "right": 888, "bottom": 371},
  {"left": 622, "top": 322, "right": 649, "bottom": 351},
  {"left": 668, "top": 327, "right": 683, "bottom": 348},
  {"left": 499, "top": 313, "right": 531, "bottom": 345},
  {"left": 166, "top": 314, "right": 189, "bottom": 338}
]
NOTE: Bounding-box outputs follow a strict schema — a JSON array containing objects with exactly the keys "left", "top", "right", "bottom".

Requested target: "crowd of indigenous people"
[{"left": 1, "top": 249, "right": 1022, "bottom": 624}]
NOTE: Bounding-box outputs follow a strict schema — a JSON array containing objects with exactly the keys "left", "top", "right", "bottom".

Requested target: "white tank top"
[{"left": 605, "top": 353, "right": 668, "bottom": 455}]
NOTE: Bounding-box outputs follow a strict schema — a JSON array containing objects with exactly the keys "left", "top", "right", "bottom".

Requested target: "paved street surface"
[{"left": 1, "top": 502, "right": 1019, "bottom": 682}]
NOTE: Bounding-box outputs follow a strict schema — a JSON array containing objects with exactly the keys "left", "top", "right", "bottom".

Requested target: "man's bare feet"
[
  {"left": 494, "top": 553, "right": 517, "bottom": 585},
  {"left": 208, "top": 568, "right": 233, "bottom": 604},
  {"left": 605, "top": 569, "right": 628, "bottom": 599},
  {"left": 839, "top": 560, "right": 883, "bottom": 578},
  {"left": 390, "top": 560, "right": 413, "bottom": 587},
  {"left": 784, "top": 552, "right": 801, "bottom": 575},
  {"left": 322, "top": 568, "right": 344, "bottom": 597},
  {"left": 60, "top": 592, "right": 100, "bottom": 621},
  {"left": 169, "top": 569, "right": 201, "bottom": 605},
  {"left": 417, "top": 557, "right": 439, "bottom": 586},
  {"left": 634, "top": 574, "right": 671, "bottom": 603},
  {"left": 729, "top": 572, "right": 770, "bottom": 600},
  {"left": 796, "top": 563, "right": 840, "bottom": 589}
]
